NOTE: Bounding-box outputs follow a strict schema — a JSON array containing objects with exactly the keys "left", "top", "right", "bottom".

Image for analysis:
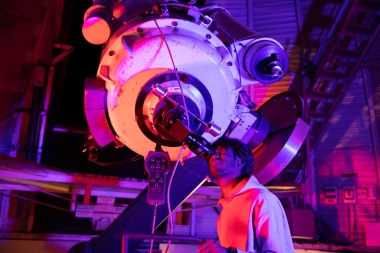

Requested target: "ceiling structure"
[
  {"left": 0, "top": 0, "right": 380, "bottom": 250},
  {"left": 292, "top": 0, "right": 380, "bottom": 148},
  {"left": 0, "top": 0, "right": 377, "bottom": 203},
  {"left": 0, "top": 0, "right": 378, "bottom": 177}
]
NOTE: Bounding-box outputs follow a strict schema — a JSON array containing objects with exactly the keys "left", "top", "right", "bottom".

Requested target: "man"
[{"left": 198, "top": 137, "right": 294, "bottom": 253}]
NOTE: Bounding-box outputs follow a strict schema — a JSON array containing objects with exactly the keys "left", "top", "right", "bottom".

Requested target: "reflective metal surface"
[{"left": 253, "top": 92, "right": 308, "bottom": 184}]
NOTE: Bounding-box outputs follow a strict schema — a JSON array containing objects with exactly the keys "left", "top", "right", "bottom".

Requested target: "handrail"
[{"left": 122, "top": 233, "right": 204, "bottom": 253}]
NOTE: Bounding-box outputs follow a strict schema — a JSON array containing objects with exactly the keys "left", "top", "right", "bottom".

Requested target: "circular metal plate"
[
  {"left": 102, "top": 19, "right": 240, "bottom": 160},
  {"left": 252, "top": 91, "right": 308, "bottom": 184}
]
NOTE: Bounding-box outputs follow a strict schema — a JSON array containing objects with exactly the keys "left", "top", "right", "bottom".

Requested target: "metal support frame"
[
  {"left": 122, "top": 233, "right": 203, "bottom": 253},
  {"left": 293, "top": 0, "right": 306, "bottom": 56},
  {"left": 52, "top": 44, "right": 74, "bottom": 65},
  {"left": 306, "top": 0, "right": 380, "bottom": 149},
  {"left": 311, "top": 0, "right": 355, "bottom": 68},
  {"left": 292, "top": 0, "right": 316, "bottom": 211},
  {"left": 310, "top": 22, "right": 380, "bottom": 148},
  {"left": 76, "top": 157, "right": 210, "bottom": 253},
  {"left": 10, "top": 0, "right": 56, "bottom": 159}
]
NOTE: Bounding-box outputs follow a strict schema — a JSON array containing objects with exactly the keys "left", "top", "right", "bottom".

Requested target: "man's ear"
[{"left": 236, "top": 158, "right": 243, "bottom": 168}]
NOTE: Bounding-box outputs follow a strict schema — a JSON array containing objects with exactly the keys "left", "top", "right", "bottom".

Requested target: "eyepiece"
[{"left": 184, "top": 133, "right": 213, "bottom": 158}]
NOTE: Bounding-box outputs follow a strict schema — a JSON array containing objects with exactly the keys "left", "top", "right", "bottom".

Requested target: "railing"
[{"left": 122, "top": 233, "right": 204, "bottom": 253}]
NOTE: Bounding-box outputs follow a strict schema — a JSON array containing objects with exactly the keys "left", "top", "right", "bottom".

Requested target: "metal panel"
[
  {"left": 248, "top": 0, "right": 299, "bottom": 106},
  {"left": 166, "top": 202, "right": 219, "bottom": 239},
  {"left": 194, "top": 205, "right": 219, "bottom": 239},
  {"left": 172, "top": 222, "right": 191, "bottom": 236},
  {"left": 0, "top": 191, "right": 10, "bottom": 231},
  {"left": 171, "top": 210, "right": 191, "bottom": 236}
]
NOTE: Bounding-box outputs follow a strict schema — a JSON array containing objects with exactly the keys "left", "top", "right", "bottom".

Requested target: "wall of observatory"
[{"left": 313, "top": 33, "right": 380, "bottom": 245}]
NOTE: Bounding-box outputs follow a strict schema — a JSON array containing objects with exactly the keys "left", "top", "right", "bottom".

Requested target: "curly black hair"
[{"left": 209, "top": 137, "right": 254, "bottom": 178}]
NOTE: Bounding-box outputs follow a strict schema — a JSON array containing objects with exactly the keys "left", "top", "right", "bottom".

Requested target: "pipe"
[
  {"left": 36, "top": 66, "right": 53, "bottom": 163},
  {"left": 25, "top": 67, "right": 46, "bottom": 161},
  {"left": 311, "top": 0, "right": 354, "bottom": 67},
  {"left": 124, "top": 233, "right": 204, "bottom": 243}
]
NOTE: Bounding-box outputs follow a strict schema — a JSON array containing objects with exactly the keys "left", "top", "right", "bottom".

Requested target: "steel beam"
[{"left": 73, "top": 157, "right": 209, "bottom": 253}]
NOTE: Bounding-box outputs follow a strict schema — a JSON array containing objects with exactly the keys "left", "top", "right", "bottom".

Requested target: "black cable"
[
  {"left": 0, "top": 112, "right": 15, "bottom": 123},
  {"left": 92, "top": 154, "right": 143, "bottom": 167},
  {"left": 0, "top": 107, "right": 30, "bottom": 124},
  {"left": 155, "top": 135, "right": 164, "bottom": 152},
  {"left": 150, "top": 203, "right": 158, "bottom": 253},
  {"left": 164, "top": 143, "right": 186, "bottom": 253},
  {"left": 153, "top": 19, "right": 190, "bottom": 128},
  {"left": 0, "top": 178, "right": 83, "bottom": 205},
  {"left": 0, "top": 191, "right": 72, "bottom": 212},
  {"left": 175, "top": 203, "right": 219, "bottom": 213},
  {"left": 239, "top": 89, "right": 257, "bottom": 109}
]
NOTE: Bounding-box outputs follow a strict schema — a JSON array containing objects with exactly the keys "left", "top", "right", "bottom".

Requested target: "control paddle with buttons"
[{"left": 144, "top": 151, "right": 171, "bottom": 205}]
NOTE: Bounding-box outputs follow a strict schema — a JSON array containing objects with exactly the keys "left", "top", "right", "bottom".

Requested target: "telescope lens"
[{"left": 185, "top": 133, "right": 213, "bottom": 158}]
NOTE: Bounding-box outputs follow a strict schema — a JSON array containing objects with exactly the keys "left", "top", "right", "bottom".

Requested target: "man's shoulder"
[
  {"left": 239, "top": 177, "right": 280, "bottom": 202},
  {"left": 248, "top": 187, "right": 280, "bottom": 203}
]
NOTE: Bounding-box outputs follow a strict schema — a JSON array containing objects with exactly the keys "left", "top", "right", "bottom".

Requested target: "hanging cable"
[
  {"left": 0, "top": 107, "right": 30, "bottom": 124},
  {"left": 150, "top": 203, "right": 159, "bottom": 253},
  {"left": 0, "top": 178, "right": 85, "bottom": 205},
  {"left": 156, "top": 135, "right": 164, "bottom": 152},
  {"left": 163, "top": 143, "right": 187, "bottom": 253},
  {"left": 92, "top": 154, "right": 143, "bottom": 167},
  {"left": 0, "top": 191, "right": 72, "bottom": 212},
  {"left": 174, "top": 203, "right": 219, "bottom": 213},
  {"left": 153, "top": 19, "right": 190, "bottom": 128},
  {"left": 145, "top": 139, "right": 171, "bottom": 252}
]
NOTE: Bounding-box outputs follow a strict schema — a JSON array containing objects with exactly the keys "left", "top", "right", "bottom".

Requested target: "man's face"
[{"left": 208, "top": 146, "right": 242, "bottom": 179}]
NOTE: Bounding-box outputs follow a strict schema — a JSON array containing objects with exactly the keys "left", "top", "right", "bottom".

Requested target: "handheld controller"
[{"left": 144, "top": 151, "right": 171, "bottom": 205}]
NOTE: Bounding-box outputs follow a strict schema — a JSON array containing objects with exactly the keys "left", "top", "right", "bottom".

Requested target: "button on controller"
[{"left": 144, "top": 151, "right": 171, "bottom": 205}]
